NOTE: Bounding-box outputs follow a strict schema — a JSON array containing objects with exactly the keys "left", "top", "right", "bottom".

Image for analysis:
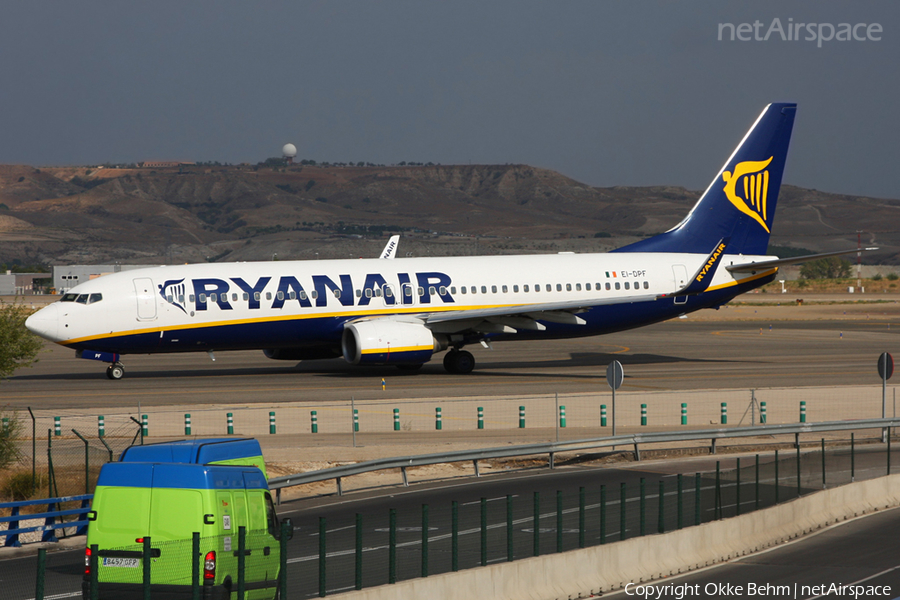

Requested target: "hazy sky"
[{"left": 2, "top": 1, "right": 897, "bottom": 198}]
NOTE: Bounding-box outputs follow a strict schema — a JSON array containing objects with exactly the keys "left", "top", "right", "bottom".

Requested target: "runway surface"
[{"left": 3, "top": 312, "right": 899, "bottom": 411}]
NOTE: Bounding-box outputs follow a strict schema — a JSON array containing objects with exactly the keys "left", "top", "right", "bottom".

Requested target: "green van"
[{"left": 83, "top": 439, "right": 289, "bottom": 600}]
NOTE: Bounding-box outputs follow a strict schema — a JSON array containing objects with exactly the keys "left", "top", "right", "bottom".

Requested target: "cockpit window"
[
  {"left": 75, "top": 294, "right": 88, "bottom": 304},
  {"left": 88, "top": 293, "right": 103, "bottom": 304},
  {"left": 61, "top": 293, "right": 78, "bottom": 302}
]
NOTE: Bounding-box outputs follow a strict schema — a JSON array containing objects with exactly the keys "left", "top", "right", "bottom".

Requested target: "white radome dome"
[{"left": 282, "top": 143, "right": 297, "bottom": 157}]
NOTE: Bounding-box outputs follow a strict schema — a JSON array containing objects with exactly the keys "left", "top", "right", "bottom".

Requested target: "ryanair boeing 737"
[{"left": 24, "top": 103, "right": 867, "bottom": 379}]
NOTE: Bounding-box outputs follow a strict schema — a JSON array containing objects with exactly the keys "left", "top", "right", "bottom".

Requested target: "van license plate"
[{"left": 103, "top": 557, "right": 139, "bottom": 568}]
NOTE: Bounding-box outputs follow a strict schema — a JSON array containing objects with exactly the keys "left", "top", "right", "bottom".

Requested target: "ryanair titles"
[
  {"left": 695, "top": 242, "right": 727, "bottom": 283},
  {"left": 158, "top": 272, "right": 454, "bottom": 314}
]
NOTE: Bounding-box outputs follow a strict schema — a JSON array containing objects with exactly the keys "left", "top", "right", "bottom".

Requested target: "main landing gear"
[
  {"left": 106, "top": 362, "right": 125, "bottom": 380},
  {"left": 443, "top": 349, "right": 475, "bottom": 374}
]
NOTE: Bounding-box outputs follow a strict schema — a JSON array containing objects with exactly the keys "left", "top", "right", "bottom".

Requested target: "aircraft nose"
[{"left": 25, "top": 303, "right": 61, "bottom": 342}]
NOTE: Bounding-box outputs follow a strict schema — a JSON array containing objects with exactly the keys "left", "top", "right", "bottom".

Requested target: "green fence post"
[
  {"left": 775, "top": 450, "right": 780, "bottom": 504},
  {"left": 620, "top": 482, "right": 627, "bottom": 540},
  {"left": 694, "top": 473, "right": 701, "bottom": 525},
  {"left": 238, "top": 527, "right": 247, "bottom": 600},
  {"left": 227, "top": 413, "right": 234, "bottom": 435},
  {"left": 481, "top": 497, "right": 488, "bottom": 566},
  {"left": 98, "top": 415, "right": 105, "bottom": 438},
  {"left": 519, "top": 406, "right": 526, "bottom": 429},
  {"left": 317, "top": 518, "right": 326, "bottom": 596},
  {"left": 35, "top": 547, "right": 46, "bottom": 600},
  {"left": 393, "top": 408, "right": 400, "bottom": 431},
  {"left": 760, "top": 401, "right": 767, "bottom": 423},
  {"left": 800, "top": 401, "right": 807, "bottom": 423},
  {"left": 141, "top": 414, "right": 148, "bottom": 438},
  {"left": 601, "top": 404, "right": 607, "bottom": 427},
  {"left": 1, "top": 417, "right": 7, "bottom": 432},
  {"left": 506, "top": 494, "right": 514, "bottom": 561},
  {"left": 533, "top": 491, "right": 540, "bottom": 556},
  {"left": 657, "top": 480, "right": 665, "bottom": 533},
  {"left": 640, "top": 404, "right": 647, "bottom": 426},
  {"left": 142, "top": 536, "right": 152, "bottom": 600},
  {"left": 90, "top": 543, "right": 99, "bottom": 600},
  {"left": 639, "top": 478, "right": 646, "bottom": 535},
  {"left": 353, "top": 408, "right": 359, "bottom": 432},
  {"left": 269, "top": 411, "right": 276, "bottom": 435},
  {"left": 281, "top": 521, "right": 290, "bottom": 597},
  {"left": 720, "top": 402, "right": 727, "bottom": 425},
  {"left": 578, "top": 486, "right": 586, "bottom": 549},
  {"left": 311, "top": 411, "right": 318, "bottom": 434},
  {"left": 736, "top": 458, "right": 741, "bottom": 516},
  {"left": 435, "top": 407, "right": 442, "bottom": 431},
  {"left": 556, "top": 490, "right": 563, "bottom": 553},
  {"left": 191, "top": 532, "right": 200, "bottom": 600},
  {"left": 681, "top": 403, "right": 687, "bottom": 425},
  {"left": 477, "top": 406, "right": 484, "bottom": 430},
  {"left": 557, "top": 405, "right": 565, "bottom": 428},
  {"left": 184, "top": 414, "right": 191, "bottom": 436},
  {"left": 677, "top": 474, "right": 683, "bottom": 530},
  {"left": 388, "top": 509, "right": 397, "bottom": 583},
  {"left": 354, "top": 514, "right": 362, "bottom": 590},
  {"left": 451, "top": 501, "right": 459, "bottom": 571},
  {"left": 600, "top": 484, "right": 607, "bottom": 544},
  {"left": 53, "top": 417, "right": 60, "bottom": 437},
  {"left": 755, "top": 454, "right": 760, "bottom": 509},
  {"left": 422, "top": 504, "right": 429, "bottom": 577}
]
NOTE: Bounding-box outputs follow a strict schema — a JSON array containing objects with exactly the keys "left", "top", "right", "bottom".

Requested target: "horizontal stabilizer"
[{"left": 727, "top": 247, "right": 879, "bottom": 273}]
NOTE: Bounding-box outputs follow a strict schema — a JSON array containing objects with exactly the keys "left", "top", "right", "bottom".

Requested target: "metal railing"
[
  {"left": 269, "top": 418, "right": 900, "bottom": 500},
  {"left": 0, "top": 494, "right": 92, "bottom": 547}
]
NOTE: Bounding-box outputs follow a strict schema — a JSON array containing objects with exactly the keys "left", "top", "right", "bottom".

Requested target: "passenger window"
[
  {"left": 634, "top": 281, "right": 639, "bottom": 289},
  {"left": 615, "top": 282, "right": 621, "bottom": 290},
  {"left": 480, "top": 286, "right": 486, "bottom": 294},
  {"left": 300, "top": 291, "right": 308, "bottom": 300},
  {"left": 546, "top": 284, "right": 551, "bottom": 292},
  {"left": 334, "top": 289, "right": 342, "bottom": 298},
  {"left": 385, "top": 287, "right": 393, "bottom": 297},
  {"left": 502, "top": 285, "right": 508, "bottom": 293},
  {"left": 461, "top": 287, "right": 467, "bottom": 294},
  {"left": 566, "top": 283, "right": 572, "bottom": 292},
  {"left": 199, "top": 293, "right": 207, "bottom": 302},
  {"left": 470, "top": 286, "right": 476, "bottom": 294},
  {"left": 242, "top": 293, "right": 248, "bottom": 301},
  {"left": 450, "top": 286, "right": 457, "bottom": 294},
  {"left": 404, "top": 287, "right": 412, "bottom": 297},
  {"left": 356, "top": 289, "right": 362, "bottom": 298},
  {"left": 524, "top": 285, "right": 529, "bottom": 292},
  {"left": 253, "top": 292, "right": 260, "bottom": 301},
  {"left": 289, "top": 291, "right": 296, "bottom": 300},
  {"left": 439, "top": 286, "right": 447, "bottom": 295},
  {"left": 310, "top": 290, "right": 318, "bottom": 299},
  {"left": 534, "top": 285, "right": 540, "bottom": 293},
  {"left": 232, "top": 293, "right": 238, "bottom": 301},
  {"left": 605, "top": 283, "right": 611, "bottom": 291},
  {"left": 167, "top": 295, "right": 174, "bottom": 303},
  {"left": 61, "top": 293, "right": 78, "bottom": 302},
  {"left": 575, "top": 284, "right": 582, "bottom": 291},
  {"left": 513, "top": 285, "right": 519, "bottom": 293},
  {"left": 429, "top": 286, "right": 437, "bottom": 296},
  {"left": 190, "top": 294, "right": 196, "bottom": 302},
  {"left": 491, "top": 285, "right": 497, "bottom": 294},
  {"left": 179, "top": 294, "right": 185, "bottom": 304},
  {"left": 595, "top": 283, "right": 601, "bottom": 291},
  {"left": 211, "top": 293, "right": 218, "bottom": 303},
  {"left": 276, "top": 291, "right": 284, "bottom": 301},
  {"left": 266, "top": 292, "right": 272, "bottom": 301},
  {"left": 76, "top": 294, "right": 88, "bottom": 304},
  {"left": 624, "top": 282, "right": 630, "bottom": 290},
  {"left": 374, "top": 288, "right": 382, "bottom": 297},
  {"left": 417, "top": 287, "right": 425, "bottom": 297}
]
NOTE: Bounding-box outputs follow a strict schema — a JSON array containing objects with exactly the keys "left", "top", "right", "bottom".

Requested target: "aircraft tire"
[
  {"left": 106, "top": 364, "right": 125, "bottom": 380},
  {"left": 444, "top": 350, "right": 475, "bottom": 374}
]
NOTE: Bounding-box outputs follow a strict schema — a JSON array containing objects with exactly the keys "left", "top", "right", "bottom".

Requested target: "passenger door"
[
  {"left": 671, "top": 265, "right": 688, "bottom": 305},
  {"left": 133, "top": 277, "right": 157, "bottom": 321}
]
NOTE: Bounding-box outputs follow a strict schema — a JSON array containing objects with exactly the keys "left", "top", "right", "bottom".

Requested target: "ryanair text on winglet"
[{"left": 695, "top": 242, "right": 727, "bottom": 283}]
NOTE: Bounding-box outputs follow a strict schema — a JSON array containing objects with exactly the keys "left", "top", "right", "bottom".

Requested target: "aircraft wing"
[{"left": 727, "top": 247, "right": 879, "bottom": 273}]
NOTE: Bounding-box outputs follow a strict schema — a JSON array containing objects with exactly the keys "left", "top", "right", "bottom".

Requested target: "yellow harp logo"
[{"left": 722, "top": 156, "right": 773, "bottom": 233}]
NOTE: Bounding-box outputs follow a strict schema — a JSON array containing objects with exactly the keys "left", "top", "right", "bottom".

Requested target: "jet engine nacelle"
[{"left": 342, "top": 320, "right": 442, "bottom": 366}]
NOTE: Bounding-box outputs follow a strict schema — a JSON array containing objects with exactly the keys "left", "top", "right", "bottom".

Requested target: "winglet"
[
  {"left": 380, "top": 235, "right": 400, "bottom": 259},
  {"left": 658, "top": 238, "right": 730, "bottom": 299}
]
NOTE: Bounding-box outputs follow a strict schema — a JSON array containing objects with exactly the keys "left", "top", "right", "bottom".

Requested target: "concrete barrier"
[{"left": 329, "top": 475, "right": 900, "bottom": 600}]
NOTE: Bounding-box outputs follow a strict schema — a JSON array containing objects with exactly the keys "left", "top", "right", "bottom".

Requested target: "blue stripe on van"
[
  {"left": 119, "top": 438, "right": 263, "bottom": 465},
  {"left": 96, "top": 463, "right": 268, "bottom": 490}
]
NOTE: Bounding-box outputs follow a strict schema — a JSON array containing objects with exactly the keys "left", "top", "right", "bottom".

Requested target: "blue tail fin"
[{"left": 613, "top": 103, "right": 796, "bottom": 255}]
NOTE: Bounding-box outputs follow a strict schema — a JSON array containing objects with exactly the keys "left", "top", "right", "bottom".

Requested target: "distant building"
[
  {"left": 52, "top": 265, "right": 148, "bottom": 294},
  {"left": 0, "top": 272, "right": 52, "bottom": 295},
  {"left": 141, "top": 161, "right": 195, "bottom": 168}
]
